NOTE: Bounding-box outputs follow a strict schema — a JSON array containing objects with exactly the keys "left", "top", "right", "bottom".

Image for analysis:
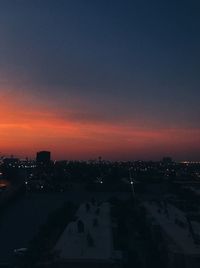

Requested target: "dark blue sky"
[{"left": 0, "top": 0, "right": 199, "bottom": 160}]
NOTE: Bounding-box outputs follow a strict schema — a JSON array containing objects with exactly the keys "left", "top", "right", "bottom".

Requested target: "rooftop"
[
  {"left": 144, "top": 201, "right": 200, "bottom": 255},
  {"left": 55, "top": 201, "right": 120, "bottom": 262}
]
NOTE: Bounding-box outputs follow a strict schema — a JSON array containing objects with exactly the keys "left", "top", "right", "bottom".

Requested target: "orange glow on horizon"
[{"left": 0, "top": 89, "right": 200, "bottom": 160}]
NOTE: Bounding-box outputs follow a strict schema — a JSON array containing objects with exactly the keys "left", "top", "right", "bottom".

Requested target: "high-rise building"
[
  {"left": 162, "top": 156, "right": 173, "bottom": 164},
  {"left": 36, "top": 151, "right": 51, "bottom": 164}
]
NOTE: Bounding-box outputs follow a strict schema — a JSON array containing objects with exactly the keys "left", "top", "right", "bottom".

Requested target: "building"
[
  {"left": 3, "top": 157, "right": 19, "bottom": 167},
  {"left": 54, "top": 202, "right": 122, "bottom": 267},
  {"left": 162, "top": 157, "right": 173, "bottom": 164},
  {"left": 36, "top": 151, "right": 51, "bottom": 165},
  {"left": 144, "top": 200, "right": 200, "bottom": 268}
]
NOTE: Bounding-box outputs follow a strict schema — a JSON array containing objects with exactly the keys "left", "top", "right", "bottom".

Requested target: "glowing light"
[{"left": 0, "top": 89, "right": 199, "bottom": 160}]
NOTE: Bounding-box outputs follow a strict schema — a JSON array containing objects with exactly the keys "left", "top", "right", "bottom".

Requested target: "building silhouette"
[{"left": 36, "top": 151, "right": 51, "bottom": 165}]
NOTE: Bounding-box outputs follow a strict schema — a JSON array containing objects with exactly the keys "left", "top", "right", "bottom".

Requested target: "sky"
[{"left": 0, "top": 0, "right": 199, "bottom": 161}]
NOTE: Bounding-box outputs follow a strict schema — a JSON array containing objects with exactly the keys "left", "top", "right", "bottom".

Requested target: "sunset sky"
[{"left": 0, "top": 0, "right": 199, "bottom": 161}]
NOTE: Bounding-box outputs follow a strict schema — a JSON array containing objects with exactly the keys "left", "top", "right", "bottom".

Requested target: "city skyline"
[{"left": 0, "top": 1, "right": 200, "bottom": 161}]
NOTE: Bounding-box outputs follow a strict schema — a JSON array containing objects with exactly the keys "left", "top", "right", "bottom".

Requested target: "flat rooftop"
[
  {"left": 55, "top": 202, "right": 119, "bottom": 262},
  {"left": 144, "top": 201, "right": 200, "bottom": 255}
]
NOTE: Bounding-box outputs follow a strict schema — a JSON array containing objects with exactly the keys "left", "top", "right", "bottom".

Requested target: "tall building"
[
  {"left": 36, "top": 151, "right": 51, "bottom": 164},
  {"left": 162, "top": 157, "right": 173, "bottom": 164}
]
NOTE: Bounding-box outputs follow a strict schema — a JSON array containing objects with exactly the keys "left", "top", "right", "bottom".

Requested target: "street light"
[{"left": 129, "top": 168, "right": 138, "bottom": 198}]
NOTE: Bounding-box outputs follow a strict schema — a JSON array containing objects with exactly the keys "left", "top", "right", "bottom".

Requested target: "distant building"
[
  {"left": 36, "top": 151, "right": 51, "bottom": 165},
  {"left": 3, "top": 157, "right": 19, "bottom": 167},
  {"left": 162, "top": 157, "right": 173, "bottom": 164}
]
